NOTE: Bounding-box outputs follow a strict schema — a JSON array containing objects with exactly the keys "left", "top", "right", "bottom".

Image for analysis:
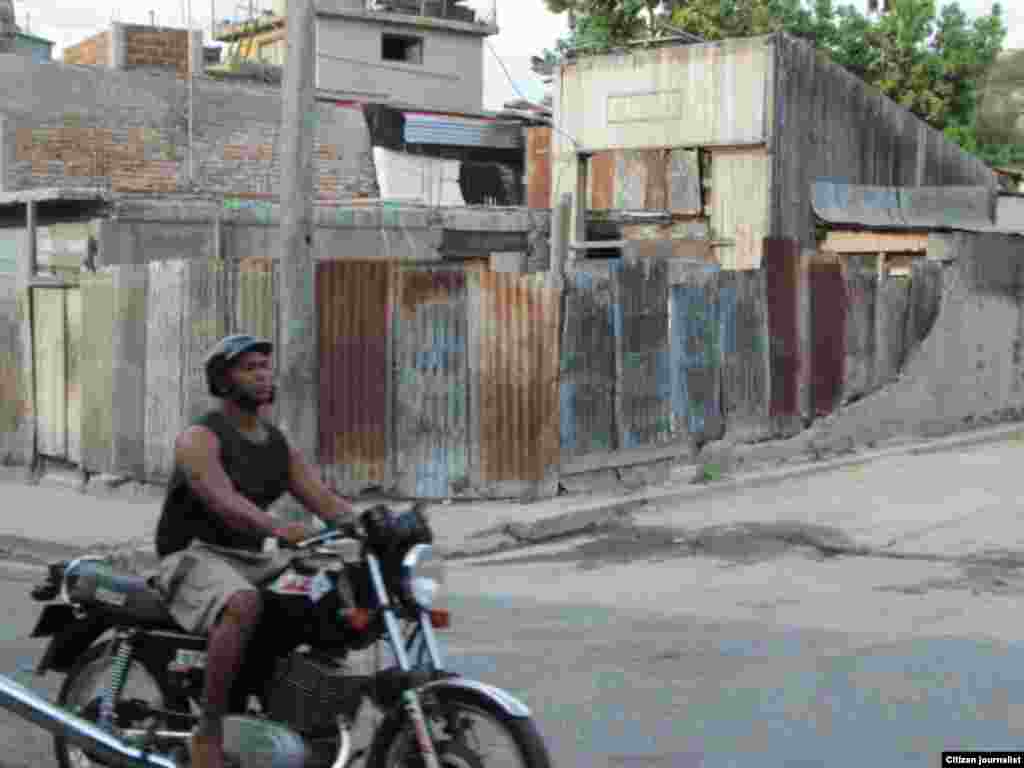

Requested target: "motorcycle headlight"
[{"left": 400, "top": 544, "right": 445, "bottom": 611}]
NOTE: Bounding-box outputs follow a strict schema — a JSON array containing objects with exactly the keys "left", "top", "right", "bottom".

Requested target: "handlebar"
[{"left": 276, "top": 524, "right": 365, "bottom": 551}]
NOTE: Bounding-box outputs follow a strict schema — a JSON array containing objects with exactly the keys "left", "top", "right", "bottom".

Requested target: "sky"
[{"left": 12, "top": 0, "right": 1024, "bottom": 111}]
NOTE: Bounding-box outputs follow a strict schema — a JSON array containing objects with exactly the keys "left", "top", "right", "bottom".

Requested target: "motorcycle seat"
[{"left": 66, "top": 562, "right": 182, "bottom": 631}]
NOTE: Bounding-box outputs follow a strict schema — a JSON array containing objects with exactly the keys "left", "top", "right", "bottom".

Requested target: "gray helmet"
[{"left": 204, "top": 334, "right": 273, "bottom": 397}]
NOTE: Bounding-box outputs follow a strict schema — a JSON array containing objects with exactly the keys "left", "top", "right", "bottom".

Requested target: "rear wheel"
[
  {"left": 54, "top": 641, "right": 193, "bottom": 768},
  {"left": 369, "top": 687, "right": 552, "bottom": 768}
]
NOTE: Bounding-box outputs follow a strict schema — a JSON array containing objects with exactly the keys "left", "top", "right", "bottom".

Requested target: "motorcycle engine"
[{"left": 264, "top": 650, "right": 365, "bottom": 745}]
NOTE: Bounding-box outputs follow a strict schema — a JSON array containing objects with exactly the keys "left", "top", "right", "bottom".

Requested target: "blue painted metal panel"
[
  {"left": 560, "top": 382, "right": 577, "bottom": 450},
  {"left": 671, "top": 282, "right": 722, "bottom": 436},
  {"left": 608, "top": 303, "right": 622, "bottom": 337},
  {"left": 415, "top": 447, "right": 450, "bottom": 498}
]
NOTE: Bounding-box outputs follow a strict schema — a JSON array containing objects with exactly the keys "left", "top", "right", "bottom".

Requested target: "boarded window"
[{"left": 382, "top": 34, "right": 423, "bottom": 64}]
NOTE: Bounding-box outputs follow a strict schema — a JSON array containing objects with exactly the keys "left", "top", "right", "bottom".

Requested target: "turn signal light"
[
  {"left": 345, "top": 608, "right": 371, "bottom": 632},
  {"left": 429, "top": 609, "right": 450, "bottom": 629}
]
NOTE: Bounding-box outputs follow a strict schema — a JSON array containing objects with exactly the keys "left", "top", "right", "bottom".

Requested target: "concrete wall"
[
  {"left": 0, "top": 55, "right": 378, "bottom": 199},
  {"left": 793, "top": 233, "right": 1024, "bottom": 454},
  {"left": 315, "top": 14, "right": 485, "bottom": 111},
  {"left": 95, "top": 200, "right": 549, "bottom": 269}
]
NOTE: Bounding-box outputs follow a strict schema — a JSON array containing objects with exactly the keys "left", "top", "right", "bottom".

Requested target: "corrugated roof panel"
[{"left": 404, "top": 113, "right": 523, "bottom": 149}]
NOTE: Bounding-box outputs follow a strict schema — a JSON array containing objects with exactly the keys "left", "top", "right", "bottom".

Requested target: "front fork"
[{"left": 366, "top": 553, "right": 443, "bottom": 768}]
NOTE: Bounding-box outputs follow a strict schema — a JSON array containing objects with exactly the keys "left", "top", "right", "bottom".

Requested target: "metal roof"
[
  {"left": 403, "top": 112, "right": 523, "bottom": 150},
  {"left": 0, "top": 187, "right": 108, "bottom": 208},
  {"left": 812, "top": 181, "right": 996, "bottom": 231}
]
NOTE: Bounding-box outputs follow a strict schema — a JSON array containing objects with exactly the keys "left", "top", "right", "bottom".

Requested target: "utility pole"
[{"left": 277, "top": 0, "right": 318, "bottom": 509}]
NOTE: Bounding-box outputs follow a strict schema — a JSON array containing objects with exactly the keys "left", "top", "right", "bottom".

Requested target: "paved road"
[
  {"left": 4, "top": 438, "right": 1024, "bottom": 766},
  {"left": 2, "top": 547, "right": 1024, "bottom": 768}
]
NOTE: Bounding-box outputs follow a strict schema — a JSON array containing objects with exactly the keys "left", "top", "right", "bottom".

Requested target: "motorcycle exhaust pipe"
[{"left": 0, "top": 674, "right": 177, "bottom": 768}]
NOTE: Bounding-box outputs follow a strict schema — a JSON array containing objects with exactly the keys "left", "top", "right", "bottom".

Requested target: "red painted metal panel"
[
  {"left": 764, "top": 237, "right": 801, "bottom": 423},
  {"left": 810, "top": 262, "right": 847, "bottom": 417},
  {"left": 317, "top": 261, "right": 391, "bottom": 484}
]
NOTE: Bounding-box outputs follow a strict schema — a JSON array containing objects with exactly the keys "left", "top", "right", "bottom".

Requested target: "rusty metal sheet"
[
  {"left": 111, "top": 264, "right": 149, "bottom": 477},
  {"left": 810, "top": 263, "right": 847, "bottom": 416},
  {"left": 619, "top": 256, "right": 674, "bottom": 447},
  {"left": 476, "top": 269, "right": 561, "bottom": 492},
  {"left": 33, "top": 287, "right": 66, "bottom": 459},
  {"left": 718, "top": 269, "right": 771, "bottom": 442},
  {"left": 526, "top": 127, "right": 552, "bottom": 209},
  {"left": 844, "top": 272, "right": 876, "bottom": 402},
  {"left": 764, "top": 238, "right": 802, "bottom": 431},
  {"left": 318, "top": 261, "right": 393, "bottom": 494},
  {"left": 394, "top": 266, "right": 468, "bottom": 498},
  {"left": 589, "top": 152, "right": 616, "bottom": 210},
  {"left": 644, "top": 150, "right": 669, "bottom": 211},
  {"left": 145, "top": 259, "right": 186, "bottom": 482},
  {"left": 80, "top": 271, "right": 116, "bottom": 473},
  {"left": 560, "top": 263, "right": 617, "bottom": 462},
  {"left": 182, "top": 260, "right": 228, "bottom": 425}
]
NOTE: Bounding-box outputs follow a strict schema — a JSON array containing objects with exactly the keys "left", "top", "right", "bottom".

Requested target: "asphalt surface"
[
  {"left": 4, "top": 437, "right": 1024, "bottom": 766},
  {"left": 2, "top": 547, "right": 1024, "bottom": 767}
]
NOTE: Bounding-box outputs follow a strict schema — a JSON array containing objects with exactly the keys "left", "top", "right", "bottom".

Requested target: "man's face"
[{"left": 227, "top": 351, "right": 275, "bottom": 403}]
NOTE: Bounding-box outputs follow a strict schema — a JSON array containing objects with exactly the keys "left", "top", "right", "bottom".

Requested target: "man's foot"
[{"left": 190, "top": 731, "right": 225, "bottom": 768}]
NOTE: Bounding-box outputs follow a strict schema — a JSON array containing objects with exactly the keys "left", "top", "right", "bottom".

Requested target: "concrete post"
[
  {"left": 190, "top": 29, "right": 204, "bottom": 76},
  {"left": 574, "top": 154, "right": 590, "bottom": 257},
  {"left": 277, "top": 0, "right": 319, "bottom": 512},
  {"left": 550, "top": 193, "right": 570, "bottom": 278},
  {"left": 110, "top": 23, "right": 126, "bottom": 68},
  {"left": 0, "top": 116, "right": 6, "bottom": 192}
]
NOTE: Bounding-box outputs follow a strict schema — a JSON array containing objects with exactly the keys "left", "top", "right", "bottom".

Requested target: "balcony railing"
[{"left": 362, "top": 0, "right": 496, "bottom": 26}]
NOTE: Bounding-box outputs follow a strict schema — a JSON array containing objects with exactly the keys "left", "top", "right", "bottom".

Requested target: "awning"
[{"left": 403, "top": 112, "right": 523, "bottom": 150}]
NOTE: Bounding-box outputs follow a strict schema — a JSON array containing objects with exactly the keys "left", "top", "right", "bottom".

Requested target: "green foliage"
[{"left": 539, "top": 0, "right": 1024, "bottom": 166}]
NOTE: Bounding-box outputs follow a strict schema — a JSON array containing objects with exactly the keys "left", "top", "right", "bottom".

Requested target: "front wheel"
[{"left": 368, "top": 686, "right": 553, "bottom": 768}]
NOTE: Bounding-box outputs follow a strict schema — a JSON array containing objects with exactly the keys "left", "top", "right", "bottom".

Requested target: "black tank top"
[{"left": 155, "top": 410, "right": 292, "bottom": 557}]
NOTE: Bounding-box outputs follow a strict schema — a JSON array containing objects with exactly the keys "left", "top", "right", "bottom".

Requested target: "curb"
[{"left": 454, "top": 421, "right": 1024, "bottom": 549}]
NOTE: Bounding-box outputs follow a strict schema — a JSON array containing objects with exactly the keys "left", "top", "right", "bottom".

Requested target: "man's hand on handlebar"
[{"left": 272, "top": 522, "right": 316, "bottom": 548}]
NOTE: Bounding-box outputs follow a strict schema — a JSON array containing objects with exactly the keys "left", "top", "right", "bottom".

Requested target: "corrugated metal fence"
[{"left": 6, "top": 246, "right": 947, "bottom": 495}]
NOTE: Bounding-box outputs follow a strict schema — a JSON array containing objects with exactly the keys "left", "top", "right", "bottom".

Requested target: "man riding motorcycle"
[{"left": 152, "top": 334, "right": 358, "bottom": 768}]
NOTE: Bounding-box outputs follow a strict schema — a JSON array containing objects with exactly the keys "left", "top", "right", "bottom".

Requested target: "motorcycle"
[{"left": 0, "top": 502, "right": 553, "bottom": 768}]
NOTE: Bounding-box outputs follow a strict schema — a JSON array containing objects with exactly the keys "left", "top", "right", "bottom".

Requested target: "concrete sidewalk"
[{"left": 2, "top": 419, "right": 1024, "bottom": 572}]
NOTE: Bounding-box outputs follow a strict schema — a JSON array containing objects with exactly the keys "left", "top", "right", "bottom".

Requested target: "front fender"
[
  {"left": 419, "top": 677, "right": 531, "bottom": 718},
  {"left": 364, "top": 676, "right": 533, "bottom": 768}
]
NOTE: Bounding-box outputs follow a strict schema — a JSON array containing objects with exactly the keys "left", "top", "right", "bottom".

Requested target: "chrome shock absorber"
[{"left": 98, "top": 631, "right": 135, "bottom": 731}]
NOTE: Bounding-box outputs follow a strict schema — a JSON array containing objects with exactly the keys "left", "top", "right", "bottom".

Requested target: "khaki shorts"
[{"left": 154, "top": 542, "right": 292, "bottom": 635}]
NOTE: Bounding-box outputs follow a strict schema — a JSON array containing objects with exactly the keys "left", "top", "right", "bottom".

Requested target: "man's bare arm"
[
  {"left": 175, "top": 426, "right": 284, "bottom": 539},
  {"left": 287, "top": 445, "right": 357, "bottom": 527}
]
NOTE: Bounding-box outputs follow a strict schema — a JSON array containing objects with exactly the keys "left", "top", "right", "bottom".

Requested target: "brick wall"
[
  {"left": 1, "top": 56, "right": 379, "bottom": 200},
  {"left": 62, "top": 30, "right": 110, "bottom": 66},
  {"left": 123, "top": 25, "right": 191, "bottom": 77}
]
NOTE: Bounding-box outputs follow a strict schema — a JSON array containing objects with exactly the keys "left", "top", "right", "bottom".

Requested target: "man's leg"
[{"left": 191, "top": 590, "right": 263, "bottom": 768}]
